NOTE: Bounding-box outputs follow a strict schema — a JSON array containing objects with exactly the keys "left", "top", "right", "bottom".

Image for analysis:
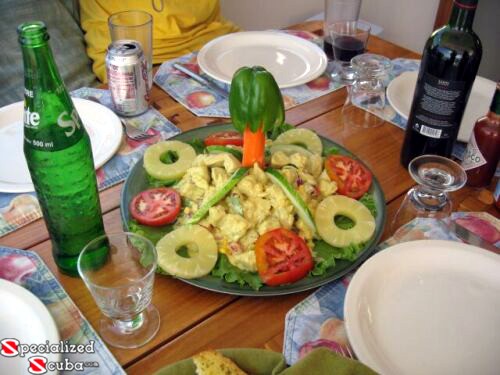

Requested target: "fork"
[
  {"left": 86, "top": 95, "right": 155, "bottom": 142},
  {"left": 120, "top": 120, "right": 156, "bottom": 142}
]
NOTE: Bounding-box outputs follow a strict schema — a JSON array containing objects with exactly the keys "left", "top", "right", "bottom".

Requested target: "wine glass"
[
  {"left": 391, "top": 155, "right": 467, "bottom": 241},
  {"left": 342, "top": 53, "right": 392, "bottom": 128},
  {"left": 77, "top": 232, "right": 160, "bottom": 349},
  {"left": 327, "top": 20, "right": 371, "bottom": 84}
]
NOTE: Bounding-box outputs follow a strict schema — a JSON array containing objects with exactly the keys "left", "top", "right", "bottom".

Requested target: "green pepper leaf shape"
[{"left": 229, "top": 66, "right": 285, "bottom": 133}]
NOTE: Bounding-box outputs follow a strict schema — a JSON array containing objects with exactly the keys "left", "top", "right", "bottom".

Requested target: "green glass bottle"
[{"left": 18, "top": 22, "right": 105, "bottom": 276}]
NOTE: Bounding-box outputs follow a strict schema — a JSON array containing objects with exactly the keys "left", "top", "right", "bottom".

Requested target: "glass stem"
[
  {"left": 113, "top": 312, "right": 144, "bottom": 333},
  {"left": 409, "top": 185, "right": 448, "bottom": 212}
]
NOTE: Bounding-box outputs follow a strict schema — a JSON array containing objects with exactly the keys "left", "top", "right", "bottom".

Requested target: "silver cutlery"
[
  {"left": 120, "top": 120, "right": 155, "bottom": 142},
  {"left": 173, "top": 63, "right": 229, "bottom": 98}
]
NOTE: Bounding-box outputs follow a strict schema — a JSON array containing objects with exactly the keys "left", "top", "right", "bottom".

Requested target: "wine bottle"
[{"left": 400, "top": 0, "right": 482, "bottom": 167}]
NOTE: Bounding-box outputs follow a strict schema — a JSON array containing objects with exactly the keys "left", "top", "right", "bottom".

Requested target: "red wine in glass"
[
  {"left": 333, "top": 36, "right": 365, "bottom": 62},
  {"left": 323, "top": 36, "right": 334, "bottom": 60}
]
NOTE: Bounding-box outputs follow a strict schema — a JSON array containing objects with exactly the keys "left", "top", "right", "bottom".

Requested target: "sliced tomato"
[
  {"left": 204, "top": 131, "right": 243, "bottom": 147},
  {"left": 325, "top": 155, "right": 372, "bottom": 199},
  {"left": 130, "top": 188, "right": 181, "bottom": 226},
  {"left": 255, "top": 228, "right": 313, "bottom": 286}
]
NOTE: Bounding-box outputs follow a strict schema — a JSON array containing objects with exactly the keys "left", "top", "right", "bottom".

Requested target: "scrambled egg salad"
[
  {"left": 175, "top": 149, "right": 337, "bottom": 272},
  {"left": 135, "top": 128, "right": 377, "bottom": 288}
]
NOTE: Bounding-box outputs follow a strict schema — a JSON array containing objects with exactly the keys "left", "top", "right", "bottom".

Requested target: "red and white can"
[{"left": 106, "top": 40, "right": 149, "bottom": 116}]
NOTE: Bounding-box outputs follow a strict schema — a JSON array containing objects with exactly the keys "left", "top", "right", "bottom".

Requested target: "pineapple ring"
[
  {"left": 156, "top": 225, "right": 218, "bottom": 279},
  {"left": 315, "top": 195, "right": 376, "bottom": 248},
  {"left": 144, "top": 140, "right": 196, "bottom": 181},
  {"left": 274, "top": 128, "right": 323, "bottom": 155}
]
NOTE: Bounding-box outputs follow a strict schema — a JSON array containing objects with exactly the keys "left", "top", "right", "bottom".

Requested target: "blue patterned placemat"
[
  {"left": 283, "top": 212, "right": 500, "bottom": 365},
  {"left": 154, "top": 30, "right": 344, "bottom": 118},
  {"left": 0, "top": 88, "right": 180, "bottom": 237},
  {"left": 0, "top": 246, "right": 125, "bottom": 374}
]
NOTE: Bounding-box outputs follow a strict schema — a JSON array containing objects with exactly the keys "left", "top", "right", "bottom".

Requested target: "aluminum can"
[{"left": 106, "top": 40, "right": 149, "bottom": 116}]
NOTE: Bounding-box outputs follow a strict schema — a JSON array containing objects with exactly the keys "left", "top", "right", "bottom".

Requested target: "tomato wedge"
[
  {"left": 325, "top": 155, "right": 372, "bottom": 199},
  {"left": 204, "top": 131, "right": 243, "bottom": 147},
  {"left": 130, "top": 188, "right": 181, "bottom": 226},
  {"left": 255, "top": 228, "right": 313, "bottom": 286}
]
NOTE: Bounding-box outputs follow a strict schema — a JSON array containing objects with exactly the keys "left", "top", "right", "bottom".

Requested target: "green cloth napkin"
[{"left": 155, "top": 347, "right": 377, "bottom": 375}]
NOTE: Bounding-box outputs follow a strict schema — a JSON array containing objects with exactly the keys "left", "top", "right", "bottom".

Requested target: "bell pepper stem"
[{"left": 242, "top": 127, "right": 265, "bottom": 167}]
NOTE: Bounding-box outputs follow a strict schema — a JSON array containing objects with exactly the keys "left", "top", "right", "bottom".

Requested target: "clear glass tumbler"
[
  {"left": 109, "top": 10, "right": 153, "bottom": 90},
  {"left": 328, "top": 20, "right": 371, "bottom": 83},
  {"left": 391, "top": 155, "right": 467, "bottom": 241},
  {"left": 323, "top": 0, "right": 362, "bottom": 60},
  {"left": 77, "top": 232, "right": 159, "bottom": 349},
  {"left": 342, "top": 53, "right": 392, "bottom": 128}
]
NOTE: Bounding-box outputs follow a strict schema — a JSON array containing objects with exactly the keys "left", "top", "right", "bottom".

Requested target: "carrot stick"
[{"left": 242, "top": 127, "right": 265, "bottom": 167}]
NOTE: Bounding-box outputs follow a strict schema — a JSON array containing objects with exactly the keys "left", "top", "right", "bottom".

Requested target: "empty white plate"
[
  {"left": 0, "top": 97, "right": 123, "bottom": 193},
  {"left": 344, "top": 240, "right": 500, "bottom": 375},
  {"left": 197, "top": 31, "right": 328, "bottom": 88},
  {"left": 0, "top": 279, "right": 60, "bottom": 374},
  {"left": 386, "top": 71, "right": 496, "bottom": 142}
]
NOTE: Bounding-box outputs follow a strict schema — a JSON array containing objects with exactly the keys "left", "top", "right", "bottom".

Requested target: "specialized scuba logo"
[
  {"left": 57, "top": 109, "right": 81, "bottom": 137},
  {"left": 0, "top": 338, "right": 99, "bottom": 374}
]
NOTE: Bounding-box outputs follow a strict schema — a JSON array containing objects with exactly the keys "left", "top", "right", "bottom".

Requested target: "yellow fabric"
[{"left": 80, "top": 0, "right": 239, "bottom": 82}]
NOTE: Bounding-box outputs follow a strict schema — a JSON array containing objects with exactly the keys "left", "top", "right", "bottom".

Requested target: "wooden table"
[{"left": 1, "top": 21, "right": 498, "bottom": 374}]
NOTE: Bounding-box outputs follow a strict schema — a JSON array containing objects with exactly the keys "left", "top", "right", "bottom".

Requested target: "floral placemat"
[
  {"left": 153, "top": 30, "right": 344, "bottom": 118},
  {"left": 0, "top": 88, "right": 180, "bottom": 237},
  {"left": 283, "top": 212, "right": 500, "bottom": 365},
  {"left": 0, "top": 246, "right": 125, "bottom": 374}
]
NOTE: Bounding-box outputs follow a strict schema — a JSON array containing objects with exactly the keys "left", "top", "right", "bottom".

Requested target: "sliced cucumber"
[
  {"left": 144, "top": 141, "right": 196, "bottom": 181},
  {"left": 274, "top": 128, "right": 323, "bottom": 155},
  {"left": 315, "top": 195, "right": 375, "bottom": 248},
  {"left": 265, "top": 168, "right": 316, "bottom": 235},
  {"left": 206, "top": 145, "right": 243, "bottom": 160},
  {"left": 269, "top": 143, "right": 313, "bottom": 157},
  {"left": 187, "top": 167, "right": 248, "bottom": 224},
  {"left": 156, "top": 225, "right": 218, "bottom": 279}
]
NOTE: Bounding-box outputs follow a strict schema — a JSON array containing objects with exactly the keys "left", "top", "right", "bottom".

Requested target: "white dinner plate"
[
  {"left": 0, "top": 279, "right": 60, "bottom": 374},
  {"left": 197, "top": 31, "right": 328, "bottom": 89},
  {"left": 344, "top": 240, "right": 500, "bottom": 375},
  {"left": 0, "top": 97, "right": 123, "bottom": 193},
  {"left": 386, "top": 71, "right": 496, "bottom": 142}
]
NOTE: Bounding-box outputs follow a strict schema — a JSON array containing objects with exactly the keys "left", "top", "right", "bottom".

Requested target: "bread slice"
[{"left": 193, "top": 350, "right": 247, "bottom": 375}]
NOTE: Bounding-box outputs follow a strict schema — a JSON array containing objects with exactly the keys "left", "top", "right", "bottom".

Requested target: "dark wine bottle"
[{"left": 400, "top": 0, "right": 482, "bottom": 167}]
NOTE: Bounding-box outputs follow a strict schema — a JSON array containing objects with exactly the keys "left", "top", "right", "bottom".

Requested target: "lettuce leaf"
[
  {"left": 359, "top": 192, "right": 377, "bottom": 217},
  {"left": 128, "top": 220, "right": 173, "bottom": 245},
  {"left": 186, "top": 138, "right": 206, "bottom": 154},
  {"left": 211, "top": 254, "right": 263, "bottom": 290},
  {"left": 267, "top": 122, "right": 295, "bottom": 140}
]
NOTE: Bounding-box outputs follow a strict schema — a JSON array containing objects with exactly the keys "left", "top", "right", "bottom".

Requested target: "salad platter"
[{"left": 120, "top": 123, "right": 386, "bottom": 296}]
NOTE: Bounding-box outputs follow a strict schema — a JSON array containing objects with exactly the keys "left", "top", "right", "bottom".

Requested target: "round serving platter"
[{"left": 120, "top": 123, "right": 386, "bottom": 296}]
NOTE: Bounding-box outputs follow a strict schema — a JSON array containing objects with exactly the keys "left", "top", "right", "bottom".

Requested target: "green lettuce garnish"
[{"left": 211, "top": 254, "right": 263, "bottom": 290}]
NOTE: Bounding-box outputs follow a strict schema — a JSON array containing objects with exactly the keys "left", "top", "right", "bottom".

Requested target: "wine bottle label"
[
  {"left": 461, "top": 132, "right": 487, "bottom": 170},
  {"left": 411, "top": 73, "right": 467, "bottom": 139}
]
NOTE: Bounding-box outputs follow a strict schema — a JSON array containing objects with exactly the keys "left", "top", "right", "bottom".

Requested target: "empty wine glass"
[
  {"left": 391, "top": 155, "right": 467, "bottom": 241},
  {"left": 77, "top": 232, "right": 159, "bottom": 349},
  {"left": 342, "top": 53, "right": 392, "bottom": 128}
]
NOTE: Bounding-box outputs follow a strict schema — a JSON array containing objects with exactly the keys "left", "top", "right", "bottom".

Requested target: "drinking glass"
[
  {"left": 109, "top": 10, "right": 153, "bottom": 90},
  {"left": 323, "top": 0, "right": 362, "bottom": 60},
  {"left": 391, "top": 155, "right": 467, "bottom": 241},
  {"left": 342, "top": 53, "right": 392, "bottom": 128},
  {"left": 77, "top": 232, "right": 159, "bottom": 349},
  {"left": 328, "top": 20, "right": 371, "bottom": 83}
]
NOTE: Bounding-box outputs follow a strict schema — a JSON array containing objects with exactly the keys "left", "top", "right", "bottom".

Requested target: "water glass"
[
  {"left": 391, "top": 155, "right": 467, "bottom": 242},
  {"left": 108, "top": 10, "right": 153, "bottom": 90},
  {"left": 342, "top": 53, "right": 392, "bottom": 128},
  {"left": 323, "top": 0, "right": 362, "bottom": 60},
  {"left": 77, "top": 232, "right": 159, "bottom": 349},
  {"left": 328, "top": 20, "right": 371, "bottom": 83}
]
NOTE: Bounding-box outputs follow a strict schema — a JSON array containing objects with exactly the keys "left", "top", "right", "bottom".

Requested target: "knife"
[
  {"left": 173, "top": 63, "right": 229, "bottom": 99},
  {"left": 450, "top": 220, "right": 500, "bottom": 255}
]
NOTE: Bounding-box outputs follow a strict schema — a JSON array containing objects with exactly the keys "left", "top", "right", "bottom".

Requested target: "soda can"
[{"left": 106, "top": 40, "right": 149, "bottom": 116}]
